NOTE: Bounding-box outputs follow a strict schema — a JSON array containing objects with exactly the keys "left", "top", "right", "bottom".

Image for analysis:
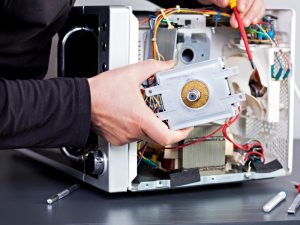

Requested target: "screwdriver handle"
[
  {"left": 229, "top": 0, "right": 237, "bottom": 9},
  {"left": 229, "top": 0, "right": 254, "bottom": 68}
]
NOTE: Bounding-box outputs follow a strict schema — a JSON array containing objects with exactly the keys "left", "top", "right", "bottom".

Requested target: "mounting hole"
[{"left": 181, "top": 48, "right": 194, "bottom": 63}]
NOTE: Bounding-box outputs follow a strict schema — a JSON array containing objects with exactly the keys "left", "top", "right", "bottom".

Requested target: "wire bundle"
[
  {"left": 250, "top": 18, "right": 291, "bottom": 80},
  {"left": 137, "top": 143, "right": 159, "bottom": 168},
  {"left": 150, "top": 6, "right": 231, "bottom": 60},
  {"left": 138, "top": 7, "right": 282, "bottom": 166},
  {"left": 163, "top": 107, "right": 265, "bottom": 163},
  {"left": 137, "top": 107, "right": 266, "bottom": 167}
]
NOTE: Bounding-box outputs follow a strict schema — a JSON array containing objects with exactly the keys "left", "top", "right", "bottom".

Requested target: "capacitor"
[{"left": 263, "top": 191, "right": 287, "bottom": 213}]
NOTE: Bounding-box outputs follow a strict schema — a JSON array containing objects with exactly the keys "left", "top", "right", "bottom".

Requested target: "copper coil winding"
[{"left": 181, "top": 80, "right": 209, "bottom": 109}]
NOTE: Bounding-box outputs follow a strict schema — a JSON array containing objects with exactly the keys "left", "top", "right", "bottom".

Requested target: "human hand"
[
  {"left": 198, "top": 0, "right": 265, "bottom": 28},
  {"left": 88, "top": 60, "right": 193, "bottom": 146}
]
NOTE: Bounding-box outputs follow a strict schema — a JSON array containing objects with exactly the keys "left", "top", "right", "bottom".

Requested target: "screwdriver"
[
  {"left": 229, "top": 0, "right": 255, "bottom": 69},
  {"left": 46, "top": 183, "right": 81, "bottom": 204}
]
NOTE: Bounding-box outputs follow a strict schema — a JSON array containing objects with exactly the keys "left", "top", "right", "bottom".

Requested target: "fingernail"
[
  {"left": 231, "top": 19, "right": 238, "bottom": 28},
  {"left": 233, "top": 20, "right": 238, "bottom": 28},
  {"left": 243, "top": 18, "right": 250, "bottom": 27},
  {"left": 253, "top": 18, "right": 258, "bottom": 24},
  {"left": 239, "top": 4, "right": 246, "bottom": 12}
]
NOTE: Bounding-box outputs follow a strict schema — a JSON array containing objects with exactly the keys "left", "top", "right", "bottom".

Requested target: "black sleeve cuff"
[{"left": 73, "top": 78, "right": 91, "bottom": 147}]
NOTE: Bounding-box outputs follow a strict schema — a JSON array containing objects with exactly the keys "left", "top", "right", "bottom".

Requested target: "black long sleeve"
[
  {"left": 0, "top": 0, "right": 91, "bottom": 149},
  {"left": 0, "top": 0, "right": 74, "bottom": 80},
  {"left": 0, "top": 77, "right": 91, "bottom": 149}
]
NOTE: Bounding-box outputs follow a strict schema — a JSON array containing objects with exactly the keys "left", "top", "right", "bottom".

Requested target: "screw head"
[{"left": 187, "top": 89, "right": 201, "bottom": 102}]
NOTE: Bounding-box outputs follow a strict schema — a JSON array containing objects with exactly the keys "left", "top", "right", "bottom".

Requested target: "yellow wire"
[
  {"left": 179, "top": 9, "right": 231, "bottom": 17},
  {"left": 152, "top": 8, "right": 231, "bottom": 59},
  {"left": 161, "top": 9, "right": 174, "bottom": 29},
  {"left": 248, "top": 39, "right": 272, "bottom": 44},
  {"left": 138, "top": 152, "right": 147, "bottom": 160}
]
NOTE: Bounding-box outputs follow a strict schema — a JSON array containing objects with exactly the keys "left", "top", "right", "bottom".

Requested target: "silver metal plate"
[{"left": 145, "top": 58, "right": 246, "bottom": 130}]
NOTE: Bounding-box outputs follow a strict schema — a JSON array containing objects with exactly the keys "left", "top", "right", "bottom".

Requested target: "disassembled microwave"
[{"left": 19, "top": 2, "right": 295, "bottom": 193}]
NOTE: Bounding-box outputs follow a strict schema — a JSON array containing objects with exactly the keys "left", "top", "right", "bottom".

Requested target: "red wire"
[
  {"left": 256, "top": 21, "right": 270, "bottom": 25},
  {"left": 221, "top": 107, "right": 266, "bottom": 163},
  {"left": 233, "top": 8, "right": 253, "bottom": 63},
  {"left": 162, "top": 106, "right": 266, "bottom": 163},
  {"left": 164, "top": 124, "right": 224, "bottom": 150},
  {"left": 274, "top": 22, "right": 291, "bottom": 70},
  {"left": 244, "top": 150, "right": 265, "bottom": 163},
  {"left": 137, "top": 144, "right": 148, "bottom": 161}
]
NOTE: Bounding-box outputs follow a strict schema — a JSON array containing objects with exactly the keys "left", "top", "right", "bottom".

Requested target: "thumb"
[
  {"left": 130, "top": 59, "right": 175, "bottom": 84},
  {"left": 141, "top": 106, "right": 193, "bottom": 146}
]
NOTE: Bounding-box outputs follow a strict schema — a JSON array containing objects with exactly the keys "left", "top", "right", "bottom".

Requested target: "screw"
[{"left": 187, "top": 89, "right": 200, "bottom": 102}]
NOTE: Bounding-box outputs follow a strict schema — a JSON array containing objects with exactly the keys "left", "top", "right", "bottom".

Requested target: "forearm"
[{"left": 0, "top": 78, "right": 91, "bottom": 149}]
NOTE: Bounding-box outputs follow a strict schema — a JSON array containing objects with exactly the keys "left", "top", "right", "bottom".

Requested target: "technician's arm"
[
  {"left": 0, "top": 78, "right": 91, "bottom": 149},
  {"left": 0, "top": 60, "right": 191, "bottom": 149}
]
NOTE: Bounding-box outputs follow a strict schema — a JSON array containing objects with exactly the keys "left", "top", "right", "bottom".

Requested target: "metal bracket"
[{"left": 145, "top": 58, "right": 245, "bottom": 130}]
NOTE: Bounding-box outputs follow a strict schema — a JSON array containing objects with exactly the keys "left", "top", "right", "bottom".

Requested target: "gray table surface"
[{"left": 0, "top": 141, "right": 299, "bottom": 225}]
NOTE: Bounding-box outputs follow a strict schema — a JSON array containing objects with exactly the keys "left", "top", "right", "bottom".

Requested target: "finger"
[
  {"left": 237, "top": 0, "right": 254, "bottom": 14},
  {"left": 230, "top": 0, "right": 252, "bottom": 28},
  {"left": 211, "top": 0, "right": 230, "bottom": 8},
  {"left": 230, "top": 0, "right": 261, "bottom": 28},
  {"left": 253, "top": 2, "right": 265, "bottom": 24},
  {"left": 242, "top": 0, "right": 264, "bottom": 27},
  {"left": 230, "top": 13, "right": 238, "bottom": 28},
  {"left": 197, "top": 0, "right": 228, "bottom": 7},
  {"left": 138, "top": 130, "right": 160, "bottom": 145},
  {"left": 128, "top": 59, "right": 175, "bottom": 84},
  {"left": 141, "top": 106, "right": 193, "bottom": 146}
]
